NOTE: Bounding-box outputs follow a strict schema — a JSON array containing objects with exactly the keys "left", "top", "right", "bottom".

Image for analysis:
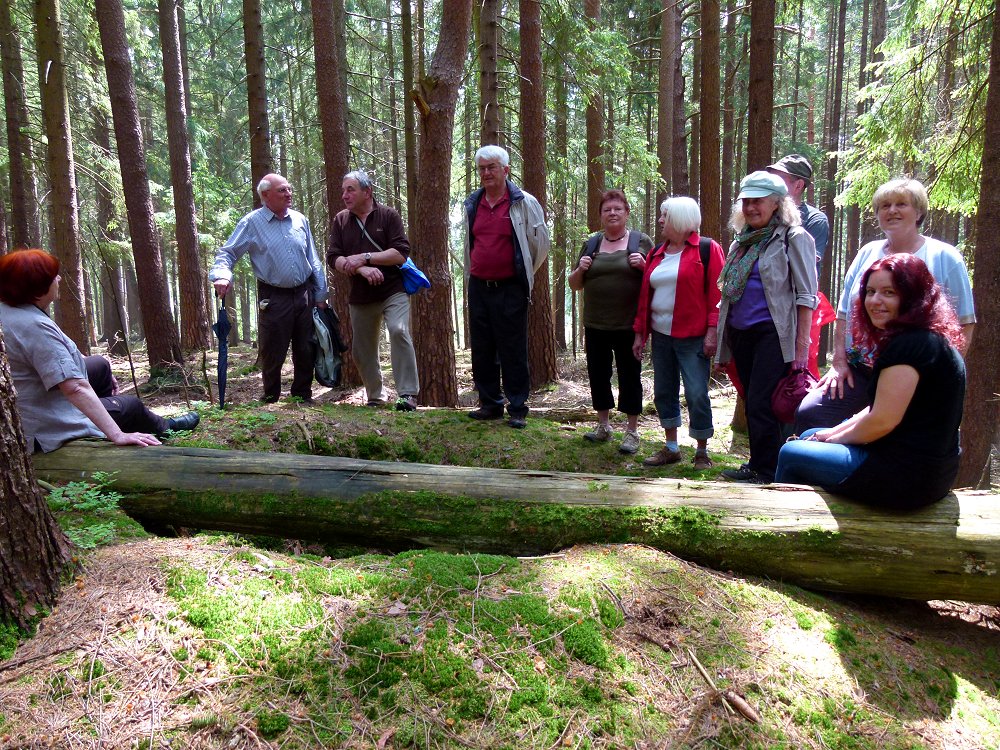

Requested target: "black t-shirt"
[{"left": 837, "top": 328, "right": 965, "bottom": 507}]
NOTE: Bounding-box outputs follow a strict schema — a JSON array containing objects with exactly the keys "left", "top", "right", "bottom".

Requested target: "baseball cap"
[
  {"left": 767, "top": 154, "right": 814, "bottom": 183},
  {"left": 736, "top": 171, "right": 788, "bottom": 200}
]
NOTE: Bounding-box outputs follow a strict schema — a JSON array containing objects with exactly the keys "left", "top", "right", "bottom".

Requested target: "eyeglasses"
[
  {"left": 477, "top": 163, "right": 502, "bottom": 174},
  {"left": 274, "top": 186, "right": 293, "bottom": 195}
]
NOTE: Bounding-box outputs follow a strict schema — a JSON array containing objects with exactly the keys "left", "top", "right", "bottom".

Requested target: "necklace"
[{"left": 604, "top": 231, "right": 628, "bottom": 242}]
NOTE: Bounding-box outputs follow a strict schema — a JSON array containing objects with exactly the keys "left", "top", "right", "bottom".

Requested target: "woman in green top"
[{"left": 568, "top": 189, "right": 653, "bottom": 455}]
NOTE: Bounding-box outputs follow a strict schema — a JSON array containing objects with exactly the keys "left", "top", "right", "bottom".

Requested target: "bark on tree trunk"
[
  {"left": 159, "top": 0, "right": 210, "bottom": 352},
  {"left": 584, "top": 0, "right": 604, "bottom": 232},
  {"left": 409, "top": 0, "right": 472, "bottom": 406},
  {"left": 31, "top": 442, "right": 1000, "bottom": 606},
  {"left": 312, "top": 0, "right": 360, "bottom": 387},
  {"left": 0, "top": 331, "right": 71, "bottom": 628},
  {"left": 0, "top": 0, "right": 41, "bottom": 249},
  {"left": 34, "top": 0, "right": 88, "bottom": 351},
  {"left": 243, "top": 0, "right": 272, "bottom": 208},
  {"left": 478, "top": 0, "right": 499, "bottom": 146},
  {"left": 520, "top": 0, "right": 556, "bottom": 388},
  {"left": 655, "top": 0, "right": 676, "bottom": 206},
  {"left": 699, "top": 0, "right": 721, "bottom": 241},
  {"left": 747, "top": 0, "right": 775, "bottom": 170},
  {"left": 94, "top": 0, "right": 183, "bottom": 373}
]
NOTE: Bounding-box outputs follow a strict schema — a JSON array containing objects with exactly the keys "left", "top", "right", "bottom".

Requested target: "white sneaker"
[
  {"left": 619, "top": 430, "right": 640, "bottom": 454},
  {"left": 584, "top": 423, "right": 613, "bottom": 442}
]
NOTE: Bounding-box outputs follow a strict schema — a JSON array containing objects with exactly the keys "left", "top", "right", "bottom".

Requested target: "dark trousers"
[
  {"left": 468, "top": 276, "right": 530, "bottom": 418},
  {"left": 584, "top": 327, "right": 642, "bottom": 415},
  {"left": 84, "top": 356, "right": 169, "bottom": 434},
  {"left": 258, "top": 281, "right": 315, "bottom": 400},
  {"left": 728, "top": 321, "right": 786, "bottom": 480}
]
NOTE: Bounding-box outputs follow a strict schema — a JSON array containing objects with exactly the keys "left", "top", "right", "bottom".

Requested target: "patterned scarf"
[{"left": 720, "top": 218, "right": 780, "bottom": 303}]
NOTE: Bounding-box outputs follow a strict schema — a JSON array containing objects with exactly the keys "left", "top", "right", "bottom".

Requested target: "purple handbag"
[{"left": 771, "top": 368, "right": 818, "bottom": 424}]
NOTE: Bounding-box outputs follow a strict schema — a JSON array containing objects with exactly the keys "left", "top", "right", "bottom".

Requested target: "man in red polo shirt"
[{"left": 461, "top": 145, "right": 549, "bottom": 428}]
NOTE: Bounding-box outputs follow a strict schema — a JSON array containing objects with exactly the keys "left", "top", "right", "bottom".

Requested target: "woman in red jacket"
[{"left": 633, "top": 197, "right": 725, "bottom": 469}]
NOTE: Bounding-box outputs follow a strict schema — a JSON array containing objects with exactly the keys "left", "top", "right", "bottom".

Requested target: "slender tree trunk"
[
  {"left": 720, "top": 0, "right": 740, "bottom": 247},
  {"left": 478, "top": 0, "right": 499, "bottom": 145},
  {"left": 584, "top": 0, "right": 604, "bottom": 231},
  {"left": 956, "top": 12, "right": 1000, "bottom": 489},
  {"left": 699, "top": 0, "right": 721, "bottom": 240},
  {"left": 656, "top": 0, "right": 677, "bottom": 205},
  {"left": 747, "top": 0, "right": 775, "bottom": 169},
  {"left": 400, "top": 0, "right": 418, "bottom": 224},
  {"left": 243, "top": 0, "right": 272, "bottom": 207},
  {"left": 410, "top": 0, "right": 473, "bottom": 405},
  {"left": 93, "top": 112, "right": 128, "bottom": 356},
  {"left": 159, "top": 0, "right": 209, "bottom": 352},
  {"left": 689, "top": 30, "right": 701, "bottom": 202},
  {"left": 34, "top": 0, "right": 87, "bottom": 351},
  {"left": 552, "top": 67, "right": 568, "bottom": 350},
  {"left": 95, "top": 0, "right": 183, "bottom": 372},
  {"left": 0, "top": 0, "right": 40, "bottom": 248},
  {"left": 312, "top": 0, "right": 360, "bottom": 387},
  {"left": 520, "top": 0, "right": 556, "bottom": 387},
  {"left": 0, "top": 331, "right": 72, "bottom": 628},
  {"left": 671, "top": 10, "right": 688, "bottom": 196}
]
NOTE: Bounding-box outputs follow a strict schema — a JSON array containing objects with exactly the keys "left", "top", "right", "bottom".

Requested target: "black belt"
[
  {"left": 259, "top": 280, "right": 311, "bottom": 296},
  {"left": 473, "top": 275, "right": 519, "bottom": 288}
]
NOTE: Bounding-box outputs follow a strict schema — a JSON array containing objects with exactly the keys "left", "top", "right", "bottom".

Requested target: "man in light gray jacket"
[{"left": 461, "top": 145, "right": 549, "bottom": 428}]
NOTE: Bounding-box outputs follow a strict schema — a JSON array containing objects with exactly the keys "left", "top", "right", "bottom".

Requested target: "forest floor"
[{"left": 1, "top": 343, "right": 997, "bottom": 749}]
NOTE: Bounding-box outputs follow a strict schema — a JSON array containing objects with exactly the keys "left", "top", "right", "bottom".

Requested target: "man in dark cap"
[{"left": 767, "top": 155, "right": 829, "bottom": 276}]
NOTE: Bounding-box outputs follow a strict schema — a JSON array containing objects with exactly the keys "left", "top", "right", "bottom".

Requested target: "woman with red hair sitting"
[
  {"left": 0, "top": 249, "right": 198, "bottom": 453},
  {"left": 776, "top": 254, "right": 965, "bottom": 507}
]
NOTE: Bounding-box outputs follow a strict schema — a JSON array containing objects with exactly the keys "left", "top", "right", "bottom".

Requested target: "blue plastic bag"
[{"left": 400, "top": 257, "right": 430, "bottom": 294}]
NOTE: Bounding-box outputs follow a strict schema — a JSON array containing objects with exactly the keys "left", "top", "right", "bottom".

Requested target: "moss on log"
[{"left": 32, "top": 440, "right": 999, "bottom": 604}]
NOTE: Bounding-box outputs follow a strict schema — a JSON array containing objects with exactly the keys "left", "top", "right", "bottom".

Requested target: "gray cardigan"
[{"left": 717, "top": 224, "right": 818, "bottom": 364}]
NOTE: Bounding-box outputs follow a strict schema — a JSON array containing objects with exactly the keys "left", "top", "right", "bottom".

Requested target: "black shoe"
[
  {"left": 720, "top": 463, "right": 770, "bottom": 484},
  {"left": 166, "top": 412, "right": 200, "bottom": 432},
  {"left": 468, "top": 407, "right": 503, "bottom": 420},
  {"left": 395, "top": 395, "right": 417, "bottom": 411},
  {"left": 507, "top": 416, "right": 527, "bottom": 429}
]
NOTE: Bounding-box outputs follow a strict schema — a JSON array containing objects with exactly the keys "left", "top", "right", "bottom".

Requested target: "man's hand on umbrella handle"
[{"left": 214, "top": 279, "right": 231, "bottom": 298}]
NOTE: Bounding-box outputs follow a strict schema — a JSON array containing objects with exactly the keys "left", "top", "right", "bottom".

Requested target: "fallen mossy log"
[{"left": 33, "top": 441, "right": 999, "bottom": 604}]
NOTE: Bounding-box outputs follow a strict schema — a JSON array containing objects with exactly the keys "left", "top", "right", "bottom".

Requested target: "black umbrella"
[{"left": 212, "top": 294, "right": 231, "bottom": 409}]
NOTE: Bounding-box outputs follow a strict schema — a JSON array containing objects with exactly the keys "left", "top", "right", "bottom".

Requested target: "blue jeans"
[
  {"left": 650, "top": 332, "right": 714, "bottom": 440},
  {"left": 775, "top": 427, "right": 869, "bottom": 487}
]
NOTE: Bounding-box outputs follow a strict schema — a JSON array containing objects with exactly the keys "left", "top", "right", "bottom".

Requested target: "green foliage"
[
  {"left": 255, "top": 709, "right": 289, "bottom": 739},
  {"left": 46, "top": 472, "right": 144, "bottom": 549},
  {"left": 841, "top": 0, "right": 994, "bottom": 217}
]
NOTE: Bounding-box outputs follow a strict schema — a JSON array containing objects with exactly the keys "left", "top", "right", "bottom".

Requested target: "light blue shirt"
[
  {"left": 838, "top": 237, "right": 975, "bottom": 350},
  {"left": 209, "top": 206, "right": 327, "bottom": 300}
]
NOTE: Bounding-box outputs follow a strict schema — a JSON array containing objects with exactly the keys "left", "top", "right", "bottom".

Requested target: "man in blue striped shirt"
[{"left": 209, "top": 174, "right": 328, "bottom": 403}]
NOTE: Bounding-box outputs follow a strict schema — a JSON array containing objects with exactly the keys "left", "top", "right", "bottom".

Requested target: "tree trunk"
[
  {"left": 409, "top": 0, "right": 472, "bottom": 406},
  {"left": 33, "top": 0, "right": 88, "bottom": 351},
  {"left": 820, "top": 0, "right": 847, "bottom": 304},
  {"left": 0, "top": 0, "right": 40, "bottom": 248},
  {"left": 159, "top": 0, "right": 209, "bottom": 352},
  {"left": 520, "top": 0, "right": 556, "bottom": 388},
  {"left": 671, "top": 10, "right": 688, "bottom": 196},
  {"left": 478, "top": 0, "right": 499, "bottom": 146},
  {"left": 311, "top": 0, "right": 360, "bottom": 388},
  {"left": 94, "top": 0, "right": 183, "bottom": 373},
  {"left": 552, "top": 67, "right": 568, "bottom": 350},
  {"left": 699, "top": 0, "right": 721, "bottom": 240},
  {"left": 32, "top": 442, "right": 1000, "bottom": 606},
  {"left": 655, "top": 0, "right": 677, "bottom": 205},
  {"left": 0, "top": 332, "right": 71, "bottom": 628},
  {"left": 689, "top": 30, "right": 700, "bottom": 203},
  {"left": 747, "top": 0, "right": 775, "bottom": 170},
  {"left": 956, "top": 12, "right": 1000, "bottom": 489},
  {"left": 719, "top": 0, "right": 739, "bottom": 248},
  {"left": 243, "top": 0, "right": 272, "bottom": 207},
  {"left": 401, "top": 0, "right": 418, "bottom": 225},
  {"left": 93, "top": 112, "right": 129, "bottom": 356},
  {"left": 584, "top": 0, "right": 604, "bottom": 231}
]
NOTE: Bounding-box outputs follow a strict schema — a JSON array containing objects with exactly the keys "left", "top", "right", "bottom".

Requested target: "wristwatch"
[{"left": 364, "top": 252, "right": 372, "bottom": 265}]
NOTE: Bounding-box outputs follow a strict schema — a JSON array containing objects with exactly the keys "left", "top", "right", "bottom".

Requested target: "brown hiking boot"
[{"left": 642, "top": 446, "right": 682, "bottom": 467}]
